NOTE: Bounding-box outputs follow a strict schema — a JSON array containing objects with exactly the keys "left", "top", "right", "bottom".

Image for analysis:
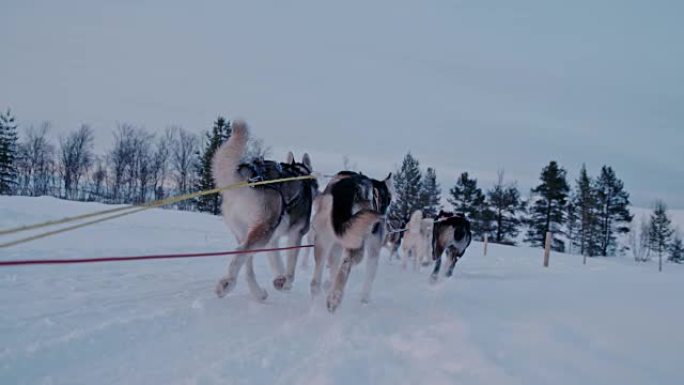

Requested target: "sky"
[{"left": 1, "top": 0, "right": 682, "bottom": 208}]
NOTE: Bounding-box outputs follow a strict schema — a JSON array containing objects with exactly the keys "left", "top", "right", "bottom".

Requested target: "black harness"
[{"left": 237, "top": 158, "right": 317, "bottom": 231}]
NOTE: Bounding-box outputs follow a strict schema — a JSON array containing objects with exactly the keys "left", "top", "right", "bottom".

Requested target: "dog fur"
[
  {"left": 211, "top": 121, "right": 317, "bottom": 301},
  {"left": 310, "top": 171, "right": 392, "bottom": 312},
  {"left": 401, "top": 210, "right": 434, "bottom": 270},
  {"left": 430, "top": 210, "right": 472, "bottom": 282},
  {"left": 382, "top": 230, "right": 402, "bottom": 261}
]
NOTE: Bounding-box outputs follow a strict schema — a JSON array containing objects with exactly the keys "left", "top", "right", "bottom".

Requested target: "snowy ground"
[{"left": 1, "top": 196, "right": 683, "bottom": 385}]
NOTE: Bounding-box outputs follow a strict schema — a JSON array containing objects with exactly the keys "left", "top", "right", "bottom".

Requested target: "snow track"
[{"left": 1, "top": 197, "right": 683, "bottom": 385}]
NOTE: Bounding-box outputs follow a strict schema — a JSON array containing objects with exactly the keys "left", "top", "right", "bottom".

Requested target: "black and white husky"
[
  {"left": 310, "top": 171, "right": 392, "bottom": 312},
  {"left": 211, "top": 121, "right": 318, "bottom": 301},
  {"left": 430, "top": 210, "right": 472, "bottom": 282}
]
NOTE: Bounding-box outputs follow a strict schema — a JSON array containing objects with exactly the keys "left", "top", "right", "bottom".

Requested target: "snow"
[{"left": 1, "top": 196, "right": 683, "bottom": 385}]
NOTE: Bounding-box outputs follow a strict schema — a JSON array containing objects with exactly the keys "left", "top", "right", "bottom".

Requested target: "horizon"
[{"left": 2, "top": 0, "right": 682, "bottom": 208}]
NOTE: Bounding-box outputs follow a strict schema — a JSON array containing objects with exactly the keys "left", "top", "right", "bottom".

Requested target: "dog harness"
[{"left": 237, "top": 158, "right": 317, "bottom": 231}]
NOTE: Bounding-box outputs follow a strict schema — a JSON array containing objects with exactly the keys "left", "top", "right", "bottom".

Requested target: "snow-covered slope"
[{"left": 1, "top": 197, "right": 683, "bottom": 385}]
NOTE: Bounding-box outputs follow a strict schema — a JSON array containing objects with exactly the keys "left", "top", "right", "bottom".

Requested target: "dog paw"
[
  {"left": 251, "top": 288, "right": 268, "bottom": 302},
  {"left": 273, "top": 276, "right": 288, "bottom": 291},
  {"left": 429, "top": 274, "right": 439, "bottom": 284},
  {"left": 360, "top": 295, "right": 370, "bottom": 304},
  {"left": 215, "top": 277, "right": 236, "bottom": 298},
  {"left": 327, "top": 290, "right": 343, "bottom": 313},
  {"left": 310, "top": 281, "right": 321, "bottom": 297}
]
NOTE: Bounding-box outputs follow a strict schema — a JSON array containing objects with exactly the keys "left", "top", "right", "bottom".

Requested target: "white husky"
[
  {"left": 211, "top": 121, "right": 317, "bottom": 301},
  {"left": 401, "top": 210, "right": 434, "bottom": 270}
]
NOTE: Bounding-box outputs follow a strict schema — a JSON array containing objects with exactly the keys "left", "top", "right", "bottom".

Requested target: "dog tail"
[{"left": 212, "top": 120, "right": 249, "bottom": 188}]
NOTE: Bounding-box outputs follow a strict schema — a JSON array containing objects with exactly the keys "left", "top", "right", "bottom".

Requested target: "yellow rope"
[{"left": 0, "top": 175, "right": 315, "bottom": 249}]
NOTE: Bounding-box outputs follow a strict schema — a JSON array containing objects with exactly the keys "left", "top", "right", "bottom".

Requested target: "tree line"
[
  {"left": 388, "top": 152, "right": 682, "bottom": 264},
  {"left": 0, "top": 109, "right": 266, "bottom": 214},
  {"left": 0, "top": 108, "right": 680, "bottom": 263}
]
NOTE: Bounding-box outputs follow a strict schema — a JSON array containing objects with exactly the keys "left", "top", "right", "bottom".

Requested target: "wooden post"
[
  {"left": 543, "top": 231, "right": 552, "bottom": 268},
  {"left": 483, "top": 234, "right": 488, "bottom": 256},
  {"left": 659, "top": 253, "right": 663, "bottom": 272}
]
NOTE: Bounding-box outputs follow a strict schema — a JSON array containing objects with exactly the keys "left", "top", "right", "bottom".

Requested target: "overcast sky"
[{"left": 1, "top": 0, "right": 682, "bottom": 208}]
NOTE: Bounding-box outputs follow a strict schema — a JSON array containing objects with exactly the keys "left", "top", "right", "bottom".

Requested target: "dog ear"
[
  {"left": 286, "top": 151, "right": 295, "bottom": 164},
  {"left": 383, "top": 173, "right": 394, "bottom": 195},
  {"left": 302, "top": 153, "right": 312, "bottom": 170}
]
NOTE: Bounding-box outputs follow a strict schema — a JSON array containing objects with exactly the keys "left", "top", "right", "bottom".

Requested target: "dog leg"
[
  {"left": 446, "top": 249, "right": 460, "bottom": 278},
  {"left": 413, "top": 246, "right": 420, "bottom": 272},
  {"left": 360, "top": 240, "right": 382, "bottom": 304},
  {"left": 300, "top": 242, "right": 311, "bottom": 269},
  {"left": 275, "top": 232, "right": 304, "bottom": 291},
  {"left": 216, "top": 223, "right": 275, "bottom": 298},
  {"left": 266, "top": 239, "right": 287, "bottom": 290},
  {"left": 324, "top": 244, "right": 342, "bottom": 292},
  {"left": 402, "top": 248, "right": 410, "bottom": 270},
  {"left": 245, "top": 255, "right": 268, "bottom": 301},
  {"left": 216, "top": 251, "right": 248, "bottom": 298},
  {"left": 310, "top": 242, "right": 331, "bottom": 298},
  {"left": 327, "top": 248, "right": 360, "bottom": 313},
  {"left": 301, "top": 231, "right": 314, "bottom": 269},
  {"left": 430, "top": 255, "right": 442, "bottom": 284}
]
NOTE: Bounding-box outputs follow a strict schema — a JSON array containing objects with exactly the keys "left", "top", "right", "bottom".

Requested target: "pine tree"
[
  {"left": 419, "top": 167, "right": 441, "bottom": 218},
  {"left": 669, "top": 234, "right": 684, "bottom": 263},
  {"left": 573, "top": 165, "right": 600, "bottom": 256},
  {"left": 486, "top": 171, "right": 521, "bottom": 244},
  {"left": 525, "top": 161, "right": 569, "bottom": 251},
  {"left": 448, "top": 172, "right": 490, "bottom": 240},
  {"left": 648, "top": 200, "right": 673, "bottom": 271},
  {"left": 594, "top": 166, "right": 632, "bottom": 256},
  {"left": 388, "top": 152, "right": 423, "bottom": 229},
  {"left": 195, "top": 117, "right": 231, "bottom": 215},
  {"left": 0, "top": 109, "right": 19, "bottom": 195},
  {"left": 565, "top": 201, "right": 579, "bottom": 254}
]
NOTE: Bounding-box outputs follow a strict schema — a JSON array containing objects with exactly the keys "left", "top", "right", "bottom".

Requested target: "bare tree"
[
  {"left": 16, "top": 122, "right": 56, "bottom": 196},
  {"left": 90, "top": 155, "right": 108, "bottom": 201},
  {"left": 108, "top": 124, "right": 136, "bottom": 202},
  {"left": 59, "top": 124, "right": 94, "bottom": 200},
  {"left": 151, "top": 128, "right": 172, "bottom": 200},
  {"left": 131, "top": 128, "right": 154, "bottom": 203},
  {"left": 629, "top": 215, "right": 651, "bottom": 262},
  {"left": 170, "top": 126, "right": 198, "bottom": 210}
]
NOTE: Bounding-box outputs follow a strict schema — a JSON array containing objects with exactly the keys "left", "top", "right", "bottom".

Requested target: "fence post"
[
  {"left": 543, "top": 231, "right": 552, "bottom": 268},
  {"left": 484, "top": 234, "right": 488, "bottom": 256},
  {"left": 659, "top": 253, "right": 663, "bottom": 272}
]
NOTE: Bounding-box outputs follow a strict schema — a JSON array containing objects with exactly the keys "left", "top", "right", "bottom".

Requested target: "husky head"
[{"left": 370, "top": 173, "right": 392, "bottom": 214}]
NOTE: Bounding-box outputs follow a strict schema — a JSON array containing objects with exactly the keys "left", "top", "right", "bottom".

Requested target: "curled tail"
[{"left": 212, "top": 120, "right": 249, "bottom": 188}]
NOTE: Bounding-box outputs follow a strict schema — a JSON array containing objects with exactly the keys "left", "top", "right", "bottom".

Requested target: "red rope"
[{"left": 0, "top": 245, "right": 314, "bottom": 267}]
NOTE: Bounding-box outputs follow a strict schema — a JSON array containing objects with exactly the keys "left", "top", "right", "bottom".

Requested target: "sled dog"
[
  {"left": 310, "top": 171, "right": 392, "bottom": 312},
  {"left": 212, "top": 121, "right": 317, "bottom": 300}
]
